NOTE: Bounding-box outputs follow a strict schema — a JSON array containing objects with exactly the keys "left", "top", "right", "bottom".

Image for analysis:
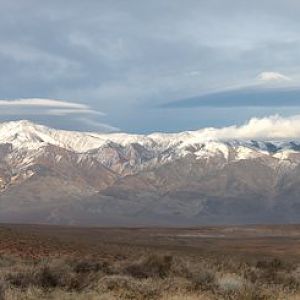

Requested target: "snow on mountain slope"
[
  {"left": 1, "top": 120, "right": 300, "bottom": 156},
  {"left": 2, "top": 120, "right": 300, "bottom": 225},
  {"left": 1, "top": 119, "right": 300, "bottom": 181}
]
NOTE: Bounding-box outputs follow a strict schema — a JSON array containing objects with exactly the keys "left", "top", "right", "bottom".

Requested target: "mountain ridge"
[{"left": 1, "top": 120, "right": 300, "bottom": 225}]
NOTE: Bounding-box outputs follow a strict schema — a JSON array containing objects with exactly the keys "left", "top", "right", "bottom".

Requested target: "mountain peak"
[{"left": 0, "top": 119, "right": 38, "bottom": 128}]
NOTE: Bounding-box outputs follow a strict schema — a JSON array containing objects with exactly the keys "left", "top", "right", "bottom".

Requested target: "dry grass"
[
  {"left": 0, "top": 254, "right": 298, "bottom": 299},
  {"left": 0, "top": 224, "right": 299, "bottom": 299}
]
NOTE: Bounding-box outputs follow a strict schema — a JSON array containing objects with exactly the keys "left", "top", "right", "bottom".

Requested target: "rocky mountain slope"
[{"left": 0, "top": 120, "right": 300, "bottom": 225}]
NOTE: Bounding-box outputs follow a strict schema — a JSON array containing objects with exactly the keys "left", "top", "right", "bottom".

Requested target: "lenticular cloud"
[{"left": 257, "top": 72, "right": 291, "bottom": 82}]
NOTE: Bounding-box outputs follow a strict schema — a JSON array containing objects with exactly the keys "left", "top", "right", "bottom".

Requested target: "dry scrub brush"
[{"left": 0, "top": 254, "right": 298, "bottom": 299}]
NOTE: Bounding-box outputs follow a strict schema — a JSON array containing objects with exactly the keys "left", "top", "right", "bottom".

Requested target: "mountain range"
[{"left": 0, "top": 120, "right": 300, "bottom": 225}]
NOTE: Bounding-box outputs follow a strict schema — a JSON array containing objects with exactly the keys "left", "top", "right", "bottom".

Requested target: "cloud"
[
  {"left": 194, "top": 115, "right": 300, "bottom": 140},
  {"left": 0, "top": 98, "right": 117, "bottom": 132},
  {"left": 257, "top": 72, "right": 291, "bottom": 82},
  {"left": 163, "top": 87, "right": 300, "bottom": 108},
  {"left": 2, "top": 2, "right": 300, "bottom": 132},
  {"left": 0, "top": 98, "right": 89, "bottom": 109},
  {"left": 0, "top": 98, "right": 106, "bottom": 115},
  {"left": 46, "top": 109, "right": 104, "bottom": 116},
  {"left": 77, "top": 118, "right": 119, "bottom": 132}
]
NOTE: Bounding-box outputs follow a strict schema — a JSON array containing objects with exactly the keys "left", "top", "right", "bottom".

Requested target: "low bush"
[
  {"left": 256, "top": 258, "right": 293, "bottom": 272},
  {"left": 6, "top": 264, "right": 74, "bottom": 290},
  {"left": 189, "top": 269, "right": 216, "bottom": 291},
  {"left": 73, "top": 260, "right": 111, "bottom": 274},
  {"left": 125, "top": 255, "right": 173, "bottom": 279},
  {"left": 0, "top": 280, "right": 6, "bottom": 300},
  {"left": 216, "top": 273, "right": 245, "bottom": 293}
]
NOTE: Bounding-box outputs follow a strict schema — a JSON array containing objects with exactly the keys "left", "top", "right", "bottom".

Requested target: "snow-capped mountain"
[{"left": 1, "top": 120, "right": 300, "bottom": 225}]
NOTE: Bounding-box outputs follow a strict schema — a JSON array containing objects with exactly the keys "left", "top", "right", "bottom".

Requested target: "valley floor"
[{"left": 0, "top": 224, "right": 299, "bottom": 299}]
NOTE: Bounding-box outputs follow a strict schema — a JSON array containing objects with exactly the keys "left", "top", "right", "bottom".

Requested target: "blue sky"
[{"left": 1, "top": 0, "right": 300, "bottom": 133}]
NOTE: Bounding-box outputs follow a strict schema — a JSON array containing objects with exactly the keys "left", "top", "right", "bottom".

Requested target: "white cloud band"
[
  {"left": 0, "top": 98, "right": 115, "bottom": 132},
  {"left": 0, "top": 98, "right": 88, "bottom": 109},
  {"left": 0, "top": 98, "right": 105, "bottom": 116},
  {"left": 196, "top": 115, "right": 300, "bottom": 140}
]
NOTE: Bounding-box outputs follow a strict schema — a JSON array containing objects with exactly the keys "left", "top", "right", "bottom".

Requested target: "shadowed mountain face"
[{"left": 1, "top": 120, "right": 300, "bottom": 225}]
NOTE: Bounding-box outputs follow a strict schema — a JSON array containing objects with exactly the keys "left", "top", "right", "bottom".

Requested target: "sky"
[{"left": 1, "top": 0, "right": 300, "bottom": 133}]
